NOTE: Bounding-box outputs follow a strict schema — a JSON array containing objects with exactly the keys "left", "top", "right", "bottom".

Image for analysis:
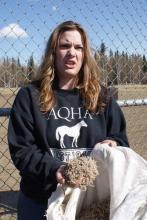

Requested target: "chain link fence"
[{"left": 0, "top": 0, "right": 147, "bottom": 219}]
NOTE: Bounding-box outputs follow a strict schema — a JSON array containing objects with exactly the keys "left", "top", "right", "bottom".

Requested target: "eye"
[
  {"left": 59, "top": 44, "right": 70, "bottom": 49},
  {"left": 75, "top": 45, "right": 83, "bottom": 51}
]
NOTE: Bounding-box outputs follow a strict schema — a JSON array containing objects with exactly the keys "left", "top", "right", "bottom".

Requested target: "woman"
[{"left": 8, "top": 20, "right": 129, "bottom": 220}]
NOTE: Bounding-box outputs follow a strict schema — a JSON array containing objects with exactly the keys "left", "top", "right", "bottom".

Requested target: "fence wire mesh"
[{"left": 0, "top": 0, "right": 147, "bottom": 219}]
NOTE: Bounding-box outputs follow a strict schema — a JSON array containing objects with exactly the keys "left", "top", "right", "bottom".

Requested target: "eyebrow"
[{"left": 59, "top": 41, "right": 83, "bottom": 46}]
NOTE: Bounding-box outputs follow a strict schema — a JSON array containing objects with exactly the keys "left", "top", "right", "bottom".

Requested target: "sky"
[{"left": 0, "top": 0, "right": 147, "bottom": 65}]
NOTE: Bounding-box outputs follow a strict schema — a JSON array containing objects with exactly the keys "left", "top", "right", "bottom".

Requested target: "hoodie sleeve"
[
  {"left": 8, "top": 87, "right": 64, "bottom": 186},
  {"left": 105, "top": 98, "right": 130, "bottom": 147}
]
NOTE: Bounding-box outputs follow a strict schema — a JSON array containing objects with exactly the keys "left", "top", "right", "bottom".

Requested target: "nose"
[{"left": 68, "top": 46, "right": 76, "bottom": 56}]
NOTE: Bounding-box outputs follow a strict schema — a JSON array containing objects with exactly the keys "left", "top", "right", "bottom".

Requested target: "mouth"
[{"left": 64, "top": 60, "right": 76, "bottom": 68}]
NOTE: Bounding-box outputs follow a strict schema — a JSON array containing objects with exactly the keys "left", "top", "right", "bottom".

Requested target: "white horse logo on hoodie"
[{"left": 56, "top": 120, "right": 87, "bottom": 148}]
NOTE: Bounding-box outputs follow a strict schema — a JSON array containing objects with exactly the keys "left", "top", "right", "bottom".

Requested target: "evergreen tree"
[
  {"left": 27, "top": 54, "right": 35, "bottom": 81},
  {"left": 109, "top": 49, "right": 113, "bottom": 57},
  {"left": 143, "top": 55, "right": 147, "bottom": 73},
  {"left": 11, "top": 57, "right": 17, "bottom": 87},
  {"left": 99, "top": 42, "right": 106, "bottom": 56},
  {"left": 17, "top": 57, "right": 21, "bottom": 67}
]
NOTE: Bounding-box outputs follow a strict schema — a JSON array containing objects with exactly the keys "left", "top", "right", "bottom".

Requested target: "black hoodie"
[{"left": 8, "top": 83, "right": 129, "bottom": 202}]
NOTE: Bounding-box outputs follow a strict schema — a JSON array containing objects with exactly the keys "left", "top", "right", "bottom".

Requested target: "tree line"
[
  {"left": 0, "top": 54, "right": 36, "bottom": 87},
  {"left": 0, "top": 43, "right": 147, "bottom": 88},
  {"left": 94, "top": 43, "right": 147, "bottom": 85}
]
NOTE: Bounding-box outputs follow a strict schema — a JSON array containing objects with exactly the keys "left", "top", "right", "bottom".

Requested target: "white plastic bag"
[
  {"left": 91, "top": 144, "right": 147, "bottom": 220},
  {"left": 46, "top": 184, "right": 84, "bottom": 220},
  {"left": 46, "top": 144, "right": 147, "bottom": 220}
]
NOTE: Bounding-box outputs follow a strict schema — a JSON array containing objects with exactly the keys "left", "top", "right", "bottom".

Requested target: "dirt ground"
[
  {"left": 0, "top": 85, "right": 147, "bottom": 219},
  {"left": 117, "top": 85, "right": 147, "bottom": 159}
]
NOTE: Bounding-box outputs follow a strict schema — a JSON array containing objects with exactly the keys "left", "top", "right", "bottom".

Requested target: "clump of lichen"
[
  {"left": 77, "top": 198, "right": 110, "bottom": 220},
  {"left": 64, "top": 156, "right": 99, "bottom": 190}
]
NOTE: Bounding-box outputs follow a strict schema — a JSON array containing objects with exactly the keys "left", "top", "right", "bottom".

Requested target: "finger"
[
  {"left": 56, "top": 172, "right": 65, "bottom": 184},
  {"left": 100, "top": 140, "right": 117, "bottom": 147},
  {"left": 109, "top": 141, "right": 117, "bottom": 147},
  {"left": 56, "top": 166, "right": 66, "bottom": 184}
]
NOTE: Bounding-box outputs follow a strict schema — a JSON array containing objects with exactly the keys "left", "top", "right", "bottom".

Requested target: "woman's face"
[{"left": 55, "top": 30, "right": 84, "bottom": 85}]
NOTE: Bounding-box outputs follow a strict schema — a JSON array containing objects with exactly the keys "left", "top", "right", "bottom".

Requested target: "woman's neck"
[{"left": 59, "top": 77, "right": 78, "bottom": 90}]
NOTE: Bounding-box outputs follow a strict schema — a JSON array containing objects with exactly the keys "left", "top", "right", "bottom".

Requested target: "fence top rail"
[
  {"left": 0, "top": 108, "right": 11, "bottom": 117},
  {"left": 117, "top": 99, "right": 147, "bottom": 107},
  {"left": 0, "top": 99, "right": 147, "bottom": 117}
]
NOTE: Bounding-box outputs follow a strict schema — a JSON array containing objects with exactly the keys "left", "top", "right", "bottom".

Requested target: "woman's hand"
[
  {"left": 56, "top": 165, "right": 66, "bottom": 184},
  {"left": 99, "top": 139, "right": 117, "bottom": 147},
  {"left": 56, "top": 165, "right": 81, "bottom": 187}
]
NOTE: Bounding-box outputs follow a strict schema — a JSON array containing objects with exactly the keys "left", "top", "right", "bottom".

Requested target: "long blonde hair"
[{"left": 38, "top": 20, "right": 104, "bottom": 113}]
